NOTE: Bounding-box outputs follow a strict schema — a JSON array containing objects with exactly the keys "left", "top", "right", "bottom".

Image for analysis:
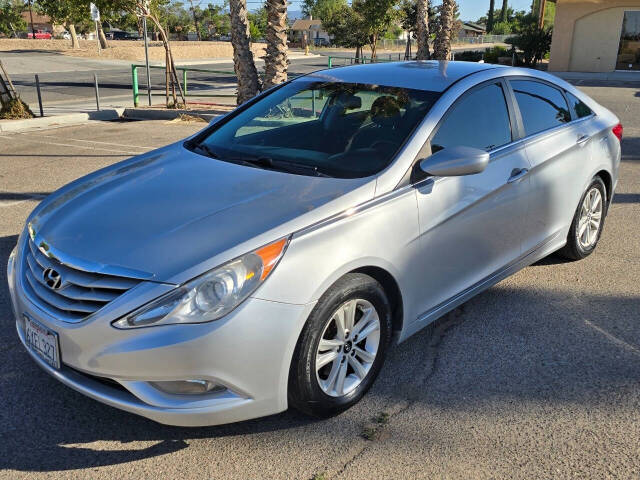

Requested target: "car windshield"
[{"left": 192, "top": 80, "right": 440, "bottom": 178}]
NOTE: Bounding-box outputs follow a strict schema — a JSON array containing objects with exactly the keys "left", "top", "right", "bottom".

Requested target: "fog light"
[{"left": 150, "top": 379, "right": 225, "bottom": 395}]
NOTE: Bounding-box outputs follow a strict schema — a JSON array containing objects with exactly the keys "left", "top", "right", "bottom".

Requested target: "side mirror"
[{"left": 419, "top": 146, "right": 490, "bottom": 177}]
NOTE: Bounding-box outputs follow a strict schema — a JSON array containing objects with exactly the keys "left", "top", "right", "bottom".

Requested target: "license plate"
[{"left": 24, "top": 315, "right": 61, "bottom": 370}]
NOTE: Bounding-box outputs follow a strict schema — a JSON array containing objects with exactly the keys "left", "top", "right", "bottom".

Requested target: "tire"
[
  {"left": 288, "top": 273, "right": 393, "bottom": 417},
  {"left": 558, "top": 176, "right": 607, "bottom": 261}
]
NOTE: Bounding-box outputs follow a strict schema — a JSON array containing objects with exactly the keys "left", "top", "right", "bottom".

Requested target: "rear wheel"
[
  {"left": 559, "top": 176, "right": 607, "bottom": 260},
  {"left": 288, "top": 273, "right": 392, "bottom": 417}
]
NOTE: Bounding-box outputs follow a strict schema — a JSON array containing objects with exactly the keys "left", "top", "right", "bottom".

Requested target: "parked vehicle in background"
[
  {"left": 7, "top": 61, "right": 621, "bottom": 427},
  {"left": 27, "top": 30, "right": 52, "bottom": 39},
  {"left": 106, "top": 31, "right": 141, "bottom": 40},
  {"left": 314, "top": 38, "right": 331, "bottom": 47}
]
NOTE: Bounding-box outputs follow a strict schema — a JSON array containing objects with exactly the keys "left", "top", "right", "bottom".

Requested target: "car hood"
[{"left": 28, "top": 143, "right": 374, "bottom": 283}]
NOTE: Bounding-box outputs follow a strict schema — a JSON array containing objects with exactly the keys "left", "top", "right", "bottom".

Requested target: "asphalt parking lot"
[{"left": 1, "top": 84, "right": 639, "bottom": 479}]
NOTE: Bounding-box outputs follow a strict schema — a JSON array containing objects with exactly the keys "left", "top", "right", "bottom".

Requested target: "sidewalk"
[{"left": 550, "top": 70, "right": 640, "bottom": 85}]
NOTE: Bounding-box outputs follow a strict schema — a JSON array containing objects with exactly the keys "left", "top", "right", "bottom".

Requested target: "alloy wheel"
[
  {"left": 577, "top": 187, "right": 603, "bottom": 249},
  {"left": 315, "top": 298, "right": 381, "bottom": 397}
]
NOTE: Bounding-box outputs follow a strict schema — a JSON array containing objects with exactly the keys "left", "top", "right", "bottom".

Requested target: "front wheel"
[
  {"left": 288, "top": 273, "right": 392, "bottom": 417},
  {"left": 559, "top": 176, "right": 607, "bottom": 260}
]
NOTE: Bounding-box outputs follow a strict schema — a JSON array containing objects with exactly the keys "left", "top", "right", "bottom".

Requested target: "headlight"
[{"left": 112, "top": 237, "right": 289, "bottom": 329}]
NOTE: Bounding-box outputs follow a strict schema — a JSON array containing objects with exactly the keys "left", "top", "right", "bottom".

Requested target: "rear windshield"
[{"left": 191, "top": 80, "right": 439, "bottom": 178}]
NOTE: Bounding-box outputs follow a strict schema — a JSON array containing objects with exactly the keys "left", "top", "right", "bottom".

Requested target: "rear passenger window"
[
  {"left": 566, "top": 92, "right": 593, "bottom": 119},
  {"left": 431, "top": 82, "right": 512, "bottom": 153},
  {"left": 511, "top": 80, "right": 571, "bottom": 136}
]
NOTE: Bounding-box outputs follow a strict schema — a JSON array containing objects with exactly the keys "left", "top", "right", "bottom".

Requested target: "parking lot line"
[
  {"left": 33, "top": 135, "right": 154, "bottom": 151},
  {"left": 11, "top": 136, "right": 145, "bottom": 155}
]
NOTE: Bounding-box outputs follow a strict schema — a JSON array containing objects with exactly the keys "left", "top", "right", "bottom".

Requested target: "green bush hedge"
[
  {"left": 454, "top": 50, "right": 484, "bottom": 62},
  {"left": 483, "top": 46, "right": 509, "bottom": 64}
]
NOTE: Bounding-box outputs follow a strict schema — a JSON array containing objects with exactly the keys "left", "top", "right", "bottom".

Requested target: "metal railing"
[
  {"left": 456, "top": 34, "right": 512, "bottom": 44},
  {"left": 131, "top": 64, "right": 237, "bottom": 107}
]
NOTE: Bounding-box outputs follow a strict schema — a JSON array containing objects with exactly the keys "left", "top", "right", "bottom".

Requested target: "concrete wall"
[{"left": 549, "top": 0, "right": 640, "bottom": 72}]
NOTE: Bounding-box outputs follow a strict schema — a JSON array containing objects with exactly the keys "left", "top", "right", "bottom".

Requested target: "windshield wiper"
[
  {"left": 241, "top": 156, "right": 332, "bottom": 178},
  {"left": 193, "top": 143, "right": 220, "bottom": 159},
  {"left": 194, "top": 147, "right": 332, "bottom": 178}
]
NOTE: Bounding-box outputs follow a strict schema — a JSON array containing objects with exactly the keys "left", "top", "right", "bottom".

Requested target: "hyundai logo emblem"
[{"left": 43, "top": 268, "right": 63, "bottom": 290}]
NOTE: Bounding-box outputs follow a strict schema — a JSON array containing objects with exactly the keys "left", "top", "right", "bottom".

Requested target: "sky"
[{"left": 204, "top": 0, "right": 536, "bottom": 22}]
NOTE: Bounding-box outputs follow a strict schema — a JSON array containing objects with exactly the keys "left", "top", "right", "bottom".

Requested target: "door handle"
[
  {"left": 507, "top": 168, "right": 529, "bottom": 184},
  {"left": 576, "top": 133, "right": 590, "bottom": 146}
]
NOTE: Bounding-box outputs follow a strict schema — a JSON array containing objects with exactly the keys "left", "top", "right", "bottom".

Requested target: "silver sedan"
[{"left": 7, "top": 61, "right": 621, "bottom": 426}]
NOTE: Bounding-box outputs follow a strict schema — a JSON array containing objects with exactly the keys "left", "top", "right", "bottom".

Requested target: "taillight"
[{"left": 612, "top": 123, "right": 623, "bottom": 141}]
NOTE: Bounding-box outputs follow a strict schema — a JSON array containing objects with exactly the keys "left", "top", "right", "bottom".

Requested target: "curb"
[
  {"left": 122, "top": 108, "right": 224, "bottom": 122},
  {"left": 0, "top": 108, "right": 124, "bottom": 133}
]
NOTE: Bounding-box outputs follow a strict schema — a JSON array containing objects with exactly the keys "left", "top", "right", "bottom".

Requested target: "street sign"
[{"left": 90, "top": 3, "right": 100, "bottom": 21}]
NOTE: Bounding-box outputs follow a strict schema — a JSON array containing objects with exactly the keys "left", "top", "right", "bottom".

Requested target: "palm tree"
[
  {"left": 499, "top": 0, "right": 508, "bottom": 22},
  {"left": 487, "top": 0, "right": 495, "bottom": 32},
  {"left": 415, "top": 0, "right": 430, "bottom": 60},
  {"left": 432, "top": 0, "right": 455, "bottom": 60},
  {"left": 264, "top": 0, "right": 288, "bottom": 89},
  {"left": 229, "top": 0, "right": 261, "bottom": 104}
]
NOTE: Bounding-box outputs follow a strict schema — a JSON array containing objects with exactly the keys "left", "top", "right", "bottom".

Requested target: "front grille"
[{"left": 23, "top": 239, "right": 141, "bottom": 322}]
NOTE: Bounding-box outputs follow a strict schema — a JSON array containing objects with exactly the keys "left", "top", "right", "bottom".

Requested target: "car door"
[
  {"left": 508, "top": 79, "right": 598, "bottom": 253},
  {"left": 412, "top": 80, "right": 532, "bottom": 320}
]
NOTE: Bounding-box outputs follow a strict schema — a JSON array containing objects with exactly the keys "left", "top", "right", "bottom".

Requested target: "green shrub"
[
  {"left": 506, "top": 25, "right": 553, "bottom": 67},
  {"left": 483, "top": 46, "right": 508, "bottom": 64},
  {"left": 454, "top": 50, "right": 484, "bottom": 62},
  {"left": 491, "top": 22, "right": 512, "bottom": 35}
]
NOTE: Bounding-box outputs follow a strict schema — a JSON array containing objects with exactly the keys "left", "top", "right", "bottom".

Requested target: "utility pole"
[
  {"left": 27, "top": 0, "right": 36, "bottom": 39},
  {"left": 537, "top": 0, "right": 547, "bottom": 28}
]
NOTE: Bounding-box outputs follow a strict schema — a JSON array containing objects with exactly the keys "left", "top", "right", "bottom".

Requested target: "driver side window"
[{"left": 430, "top": 82, "right": 513, "bottom": 153}]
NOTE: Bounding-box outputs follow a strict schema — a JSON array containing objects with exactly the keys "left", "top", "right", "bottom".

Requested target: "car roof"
[{"left": 301, "top": 60, "right": 504, "bottom": 92}]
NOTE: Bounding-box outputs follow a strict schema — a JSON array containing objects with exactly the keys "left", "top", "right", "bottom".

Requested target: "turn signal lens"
[
  {"left": 612, "top": 123, "right": 623, "bottom": 142},
  {"left": 255, "top": 238, "right": 288, "bottom": 280},
  {"left": 113, "top": 237, "right": 289, "bottom": 328}
]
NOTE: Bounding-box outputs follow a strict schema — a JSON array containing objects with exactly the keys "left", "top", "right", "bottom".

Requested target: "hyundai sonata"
[{"left": 7, "top": 61, "right": 621, "bottom": 426}]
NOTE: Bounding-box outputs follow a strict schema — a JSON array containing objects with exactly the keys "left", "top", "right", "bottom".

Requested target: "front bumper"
[{"left": 8, "top": 246, "right": 315, "bottom": 427}]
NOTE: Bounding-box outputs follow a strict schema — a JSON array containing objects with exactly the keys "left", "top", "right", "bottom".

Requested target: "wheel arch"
[
  {"left": 350, "top": 266, "right": 404, "bottom": 341},
  {"left": 595, "top": 169, "right": 612, "bottom": 206}
]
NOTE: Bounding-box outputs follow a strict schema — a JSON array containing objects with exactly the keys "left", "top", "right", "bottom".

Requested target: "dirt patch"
[{"left": 0, "top": 39, "right": 266, "bottom": 62}]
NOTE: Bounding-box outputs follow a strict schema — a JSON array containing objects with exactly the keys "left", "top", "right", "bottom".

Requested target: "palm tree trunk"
[
  {"left": 263, "top": 0, "right": 288, "bottom": 89},
  {"left": 433, "top": 0, "right": 455, "bottom": 60},
  {"left": 499, "top": 0, "right": 508, "bottom": 22},
  {"left": 67, "top": 23, "right": 80, "bottom": 49},
  {"left": 487, "top": 0, "right": 495, "bottom": 32},
  {"left": 229, "top": 0, "right": 261, "bottom": 104},
  {"left": 416, "top": 0, "right": 430, "bottom": 60}
]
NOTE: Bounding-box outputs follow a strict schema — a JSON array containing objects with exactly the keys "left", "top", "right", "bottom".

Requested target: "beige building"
[{"left": 549, "top": 0, "right": 640, "bottom": 72}]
